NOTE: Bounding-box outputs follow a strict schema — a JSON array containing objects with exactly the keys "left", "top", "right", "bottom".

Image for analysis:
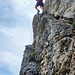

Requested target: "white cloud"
[
  {"left": 0, "top": 0, "right": 36, "bottom": 22},
  {"left": 0, "top": 24, "right": 33, "bottom": 75},
  {"left": 0, "top": 25, "right": 33, "bottom": 52},
  {"left": 0, "top": 0, "right": 46, "bottom": 75},
  {"left": 0, "top": 51, "right": 21, "bottom": 75}
]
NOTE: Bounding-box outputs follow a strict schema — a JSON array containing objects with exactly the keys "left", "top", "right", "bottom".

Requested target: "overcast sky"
[
  {"left": 0, "top": 0, "right": 36, "bottom": 75},
  {"left": 0, "top": 0, "right": 45, "bottom": 75}
]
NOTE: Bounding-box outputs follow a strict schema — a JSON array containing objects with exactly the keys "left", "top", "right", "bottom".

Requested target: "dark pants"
[{"left": 36, "top": 1, "right": 44, "bottom": 7}]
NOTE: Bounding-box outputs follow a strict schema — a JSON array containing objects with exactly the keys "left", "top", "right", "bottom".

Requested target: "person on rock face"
[{"left": 35, "top": 0, "right": 44, "bottom": 15}]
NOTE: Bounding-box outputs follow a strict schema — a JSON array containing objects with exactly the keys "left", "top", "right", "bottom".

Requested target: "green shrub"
[
  {"left": 72, "top": 23, "right": 75, "bottom": 27},
  {"left": 28, "top": 50, "right": 41, "bottom": 69},
  {"left": 28, "top": 50, "right": 37, "bottom": 62},
  {"left": 36, "top": 62, "right": 41, "bottom": 69}
]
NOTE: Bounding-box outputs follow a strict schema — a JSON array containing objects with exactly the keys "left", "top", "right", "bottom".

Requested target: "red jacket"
[{"left": 36, "top": 0, "right": 40, "bottom": 1}]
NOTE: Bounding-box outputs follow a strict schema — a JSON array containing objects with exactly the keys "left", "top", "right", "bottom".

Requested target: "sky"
[
  {"left": 0, "top": 0, "right": 45, "bottom": 75},
  {"left": 0, "top": 0, "right": 36, "bottom": 75}
]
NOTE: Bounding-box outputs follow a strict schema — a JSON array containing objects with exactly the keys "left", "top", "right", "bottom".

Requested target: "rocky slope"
[
  {"left": 20, "top": 0, "right": 75, "bottom": 75},
  {"left": 44, "top": 0, "right": 75, "bottom": 20}
]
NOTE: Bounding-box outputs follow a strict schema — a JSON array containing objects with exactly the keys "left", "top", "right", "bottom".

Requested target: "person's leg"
[
  {"left": 40, "top": 6, "right": 44, "bottom": 12},
  {"left": 35, "top": 6, "right": 38, "bottom": 11},
  {"left": 35, "top": 6, "right": 40, "bottom": 13},
  {"left": 40, "top": 6, "right": 44, "bottom": 16},
  {"left": 40, "top": 1, "right": 44, "bottom": 13},
  {"left": 35, "top": 2, "right": 40, "bottom": 14}
]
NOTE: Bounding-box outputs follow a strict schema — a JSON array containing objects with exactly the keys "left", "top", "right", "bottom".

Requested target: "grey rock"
[
  {"left": 20, "top": 0, "right": 75, "bottom": 75},
  {"left": 44, "top": 0, "right": 75, "bottom": 22},
  {"left": 31, "top": 14, "right": 75, "bottom": 75}
]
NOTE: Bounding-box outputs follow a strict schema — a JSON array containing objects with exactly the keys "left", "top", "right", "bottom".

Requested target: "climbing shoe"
[
  {"left": 40, "top": 12, "right": 44, "bottom": 16},
  {"left": 37, "top": 10, "right": 40, "bottom": 14}
]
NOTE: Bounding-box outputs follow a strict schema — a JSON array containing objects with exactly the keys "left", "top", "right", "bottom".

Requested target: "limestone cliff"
[{"left": 20, "top": 0, "right": 75, "bottom": 75}]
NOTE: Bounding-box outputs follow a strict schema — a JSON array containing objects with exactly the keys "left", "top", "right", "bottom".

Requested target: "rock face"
[
  {"left": 44, "top": 0, "right": 75, "bottom": 19},
  {"left": 20, "top": 0, "right": 75, "bottom": 75},
  {"left": 20, "top": 45, "right": 38, "bottom": 75},
  {"left": 32, "top": 14, "right": 75, "bottom": 75}
]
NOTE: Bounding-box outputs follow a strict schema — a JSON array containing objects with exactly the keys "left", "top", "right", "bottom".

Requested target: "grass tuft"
[
  {"left": 72, "top": 23, "right": 75, "bottom": 27},
  {"left": 36, "top": 62, "right": 41, "bottom": 69},
  {"left": 28, "top": 50, "right": 37, "bottom": 62}
]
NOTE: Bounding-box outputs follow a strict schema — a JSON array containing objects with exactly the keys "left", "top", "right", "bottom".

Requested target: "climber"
[{"left": 35, "top": 0, "right": 44, "bottom": 15}]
